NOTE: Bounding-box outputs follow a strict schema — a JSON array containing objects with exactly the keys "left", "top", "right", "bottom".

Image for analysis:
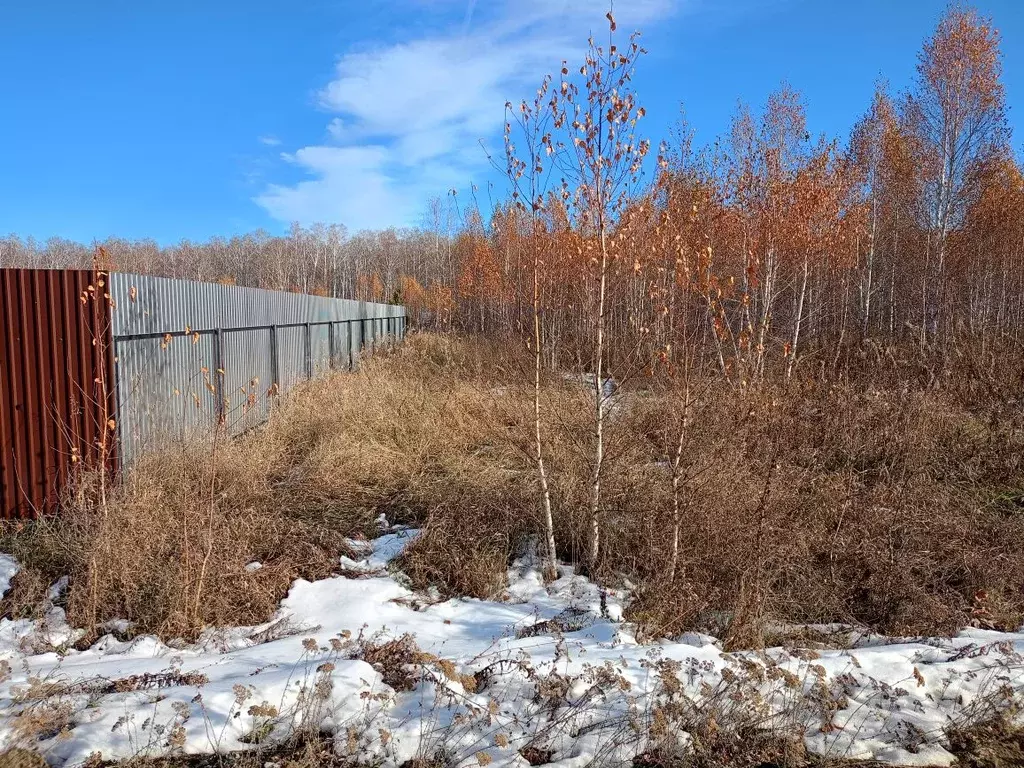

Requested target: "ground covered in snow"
[{"left": 0, "top": 532, "right": 1021, "bottom": 767}]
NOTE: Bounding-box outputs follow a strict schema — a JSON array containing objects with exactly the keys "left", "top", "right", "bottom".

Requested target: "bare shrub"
[
  {"left": 354, "top": 633, "right": 427, "bottom": 692},
  {"left": 0, "top": 749, "right": 48, "bottom": 768},
  {"left": 0, "top": 568, "right": 50, "bottom": 623},
  {"left": 397, "top": 505, "right": 522, "bottom": 599},
  {"left": 948, "top": 709, "right": 1024, "bottom": 768},
  {"left": 624, "top": 580, "right": 710, "bottom": 644},
  {"left": 615, "top": 373, "right": 1024, "bottom": 643}
]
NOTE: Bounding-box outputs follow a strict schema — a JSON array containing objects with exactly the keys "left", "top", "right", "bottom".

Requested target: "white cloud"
[
  {"left": 327, "top": 118, "right": 346, "bottom": 140},
  {"left": 256, "top": 146, "right": 415, "bottom": 229},
  {"left": 258, "top": 135, "right": 282, "bottom": 146},
  {"left": 256, "top": 0, "right": 681, "bottom": 231}
]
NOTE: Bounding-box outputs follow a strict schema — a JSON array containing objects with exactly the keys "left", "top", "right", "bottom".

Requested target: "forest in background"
[{"left": 2, "top": 5, "right": 1022, "bottom": 384}]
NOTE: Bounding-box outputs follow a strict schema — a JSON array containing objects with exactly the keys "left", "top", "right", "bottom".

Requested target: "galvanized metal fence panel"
[
  {"left": 350, "top": 319, "right": 365, "bottom": 368},
  {"left": 108, "top": 273, "right": 405, "bottom": 464},
  {"left": 331, "top": 322, "right": 351, "bottom": 370},
  {"left": 108, "top": 274, "right": 397, "bottom": 335},
  {"left": 113, "top": 333, "right": 220, "bottom": 462},
  {"left": 276, "top": 325, "right": 307, "bottom": 393},
  {"left": 220, "top": 327, "right": 275, "bottom": 435},
  {"left": 311, "top": 324, "right": 332, "bottom": 376}
]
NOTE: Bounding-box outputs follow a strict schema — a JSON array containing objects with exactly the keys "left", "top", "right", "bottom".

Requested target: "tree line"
[{"left": 4, "top": 6, "right": 1021, "bottom": 381}]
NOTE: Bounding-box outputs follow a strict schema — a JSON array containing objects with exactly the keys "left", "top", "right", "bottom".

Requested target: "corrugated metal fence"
[
  {"left": 0, "top": 269, "right": 117, "bottom": 519},
  {"left": 110, "top": 273, "right": 405, "bottom": 463},
  {"left": 1, "top": 269, "right": 406, "bottom": 518}
]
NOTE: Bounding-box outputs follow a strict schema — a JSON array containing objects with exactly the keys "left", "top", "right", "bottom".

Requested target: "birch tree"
[
  {"left": 907, "top": 6, "right": 1008, "bottom": 342},
  {"left": 553, "top": 11, "right": 650, "bottom": 572}
]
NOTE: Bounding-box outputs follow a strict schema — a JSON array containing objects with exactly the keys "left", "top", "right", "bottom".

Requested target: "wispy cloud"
[
  {"left": 258, "top": 135, "right": 282, "bottom": 146},
  {"left": 256, "top": 0, "right": 681, "bottom": 231}
]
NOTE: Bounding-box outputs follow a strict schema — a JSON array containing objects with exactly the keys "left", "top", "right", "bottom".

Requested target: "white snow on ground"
[
  {"left": 0, "top": 557, "right": 83, "bottom": 658},
  {"left": 0, "top": 555, "right": 18, "bottom": 599},
  {"left": 0, "top": 530, "right": 1021, "bottom": 767}
]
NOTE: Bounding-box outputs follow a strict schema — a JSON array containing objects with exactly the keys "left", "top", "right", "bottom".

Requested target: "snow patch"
[
  {"left": 339, "top": 528, "right": 420, "bottom": 573},
  {"left": 0, "top": 555, "right": 18, "bottom": 600},
  {"left": 0, "top": 533, "right": 1020, "bottom": 767}
]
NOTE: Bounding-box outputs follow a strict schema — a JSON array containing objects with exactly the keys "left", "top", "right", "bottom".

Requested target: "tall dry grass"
[
  {"left": 0, "top": 431, "right": 351, "bottom": 641},
  {"left": 2, "top": 331, "right": 1023, "bottom": 645},
  {"left": 0, "top": 334, "right": 542, "bottom": 640}
]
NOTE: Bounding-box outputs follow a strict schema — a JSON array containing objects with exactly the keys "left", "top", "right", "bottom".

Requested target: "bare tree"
[{"left": 553, "top": 11, "right": 650, "bottom": 572}]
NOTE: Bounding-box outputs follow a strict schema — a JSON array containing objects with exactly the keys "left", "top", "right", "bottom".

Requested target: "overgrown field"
[
  {"left": 3, "top": 331, "right": 1023, "bottom": 647},
  {"left": 1, "top": 332, "right": 1024, "bottom": 767}
]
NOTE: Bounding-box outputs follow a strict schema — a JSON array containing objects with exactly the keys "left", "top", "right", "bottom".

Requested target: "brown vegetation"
[{"left": 2, "top": 331, "right": 1022, "bottom": 647}]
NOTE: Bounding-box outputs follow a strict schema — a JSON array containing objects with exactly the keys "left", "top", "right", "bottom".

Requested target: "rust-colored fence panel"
[{"left": 0, "top": 269, "right": 116, "bottom": 519}]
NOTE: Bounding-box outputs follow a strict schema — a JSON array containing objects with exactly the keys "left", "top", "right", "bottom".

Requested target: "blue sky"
[{"left": 1, "top": 0, "right": 1022, "bottom": 245}]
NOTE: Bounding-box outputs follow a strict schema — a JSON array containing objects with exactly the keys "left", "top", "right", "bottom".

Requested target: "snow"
[
  {"left": 0, "top": 555, "right": 18, "bottom": 600},
  {"left": 339, "top": 529, "right": 419, "bottom": 574},
  {"left": 0, "top": 530, "right": 1021, "bottom": 767}
]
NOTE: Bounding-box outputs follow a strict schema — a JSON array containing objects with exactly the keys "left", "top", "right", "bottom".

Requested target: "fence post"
[
  {"left": 304, "top": 322, "right": 312, "bottom": 379},
  {"left": 269, "top": 324, "right": 280, "bottom": 394},
  {"left": 214, "top": 327, "right": 226, "bottom": 424},
  {"left": 328, "top": 322, "right": 336, "bottom": 370},
  {"left": 348, "top": 320, "right": 354, "bottom": 371}
]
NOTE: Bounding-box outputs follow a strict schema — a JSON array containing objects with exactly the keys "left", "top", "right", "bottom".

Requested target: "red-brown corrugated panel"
[{"left": 0, "top": 269, "right": 116, "bottom": 519}]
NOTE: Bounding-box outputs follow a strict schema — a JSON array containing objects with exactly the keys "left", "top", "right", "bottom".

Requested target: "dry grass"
[
  {"left": 0, "top": 434, "right": 352, "bottom": 642},
  {"left": 0, "top": 333, "right": 542, "bottom": 642},
  {"left": 948, "top": 715, "right": 1024, "bottom": 768},
  {"left": 61, "top": 732, "right": 351, "bottom": 768},
  {"left": 618, "top": 378, "right": 1024, "bottom": 641},
  {"left": 0, "top": 749, "right": 48, "bottom": 768},
  {"left": 2, "top": 331, "right": 1023, "bottom": 648}
]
